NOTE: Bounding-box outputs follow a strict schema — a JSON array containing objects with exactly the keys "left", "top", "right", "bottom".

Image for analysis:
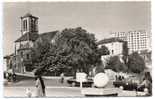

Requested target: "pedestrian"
[
  {"left": 115, "top": 74, "right": 118, "bottom": 81},
  {"left": 12, "top": 73, "right": 16, "bottom": 82},
  {"left": 35, "top": 76, "right": 46, "bottom": 97},
  {"left": 118, "top": 75, "right": 122, "bottom": 81},
  {"left": 4, "top": 72, "right": 6, "bottom": 79},
  {"left": 60, "top": 72, "right": 64, "bottom": 84},
  {"left": 8, "top": 73, "right": 11, "bottom": 82}
]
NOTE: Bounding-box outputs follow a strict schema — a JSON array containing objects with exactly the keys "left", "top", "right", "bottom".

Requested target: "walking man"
[{"left": 60, "top": 72, "right": 64, "bottom": 84}]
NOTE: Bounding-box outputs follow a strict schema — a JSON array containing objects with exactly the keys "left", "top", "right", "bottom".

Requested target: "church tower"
[
  {"left": 21, "top": 13, "right": 39, "bottom": 35},
  {"left": 15, "top": 13, "right": 39, "bottom": 73}
]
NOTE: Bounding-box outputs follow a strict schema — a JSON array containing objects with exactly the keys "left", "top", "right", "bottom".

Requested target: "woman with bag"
[{"left": 35, "top": 76, "right": 46, "bottom": 97}]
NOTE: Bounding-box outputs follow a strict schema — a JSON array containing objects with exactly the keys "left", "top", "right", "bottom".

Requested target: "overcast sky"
[{"left": 3, "top": 1, "right": 151, "bottom": 56}]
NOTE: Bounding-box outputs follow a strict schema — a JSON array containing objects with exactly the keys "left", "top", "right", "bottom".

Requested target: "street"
[
  {"left": 4, "top": 86, "right": 144, "bottom": 97},
  {"left": 4, "top": 77, "right": 83, "bottom": 97},
  {"left": 4, "top": 87, "right": 83, "bottom": 97},
  {"left": 4, "top": 77, "right": 146, "bottom": 97}
]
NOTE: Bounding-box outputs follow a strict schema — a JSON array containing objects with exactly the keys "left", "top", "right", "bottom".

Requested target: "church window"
[
  {"left": 23, "top": 20, "right": 27, "bottom": 31},
  {"left": 31, "top": 18, "right": 36, "bottom": 32}
]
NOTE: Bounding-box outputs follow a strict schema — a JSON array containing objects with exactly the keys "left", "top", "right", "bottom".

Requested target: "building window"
[
  {"left": 23, "top": 20, "right": 27, "bottom": 31},
  {"left": 31, "top": 18, "right": 37, "bottom": 32},
  {"left": 112, "top": 50, "right": 114, "bottom": 55}
]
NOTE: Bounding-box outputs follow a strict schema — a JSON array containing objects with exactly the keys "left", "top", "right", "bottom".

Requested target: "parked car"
[
  {"left": 67, "top": 78, "right": 93, "bottom": 87},
  {"left": 113, "top": 80, "right": 148, "bottom": 92},
  {"left": 113, "top": 80, "right": 138, "bottom": 90}
]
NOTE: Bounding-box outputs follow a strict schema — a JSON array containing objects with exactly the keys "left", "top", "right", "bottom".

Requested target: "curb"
[{"left": 15, "top": 73, "right": 72, "bottom": 80}]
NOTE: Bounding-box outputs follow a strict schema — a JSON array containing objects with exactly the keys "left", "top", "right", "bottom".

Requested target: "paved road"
[
  {"left": 4, "top": 87, "right": 83, "bottom": 98},
  {"left": 4, "top": 86, "right": 146, "bottom": 97}
]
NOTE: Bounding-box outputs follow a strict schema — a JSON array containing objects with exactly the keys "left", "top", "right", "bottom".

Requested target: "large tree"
[
  {"left": 33, "top": 27, "right": 101, "bottom": 75},
  {"left": 53, "top": 27, "right": 100, "bottom": 74},
  {"left": 127, "top": 52, "right": 146, "bottom": 73}
]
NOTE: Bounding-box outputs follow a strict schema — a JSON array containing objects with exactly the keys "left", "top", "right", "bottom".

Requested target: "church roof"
[
  {"left": 15, "top": 31, "right": 58, "bottom": 43},
  {"left": 24, "top": 13, "right": 32, "bottom": 17},
  {"left": 15, "top": 32, "right": 39, "bottom": 42},
  {"left": 39, "top": 31, "right": 58, "bottom": 41},
  {"left": 97, "top": 37, "right": 124, "bottom": 45},
  {"left": 22, "top": 13, "right": 38, "bottom": 19}
]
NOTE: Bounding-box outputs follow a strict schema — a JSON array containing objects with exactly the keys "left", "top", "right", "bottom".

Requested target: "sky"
[{"left": 3, "top": 1, "right": 151, "bottom": 56}]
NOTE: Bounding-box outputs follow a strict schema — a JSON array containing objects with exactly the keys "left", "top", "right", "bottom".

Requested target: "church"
[{"left": 12, "top": 13, "right": 59, "bottom": 74}]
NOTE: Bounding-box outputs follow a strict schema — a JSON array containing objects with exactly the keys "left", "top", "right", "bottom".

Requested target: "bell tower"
[{"left": 21, "top": 13, "right": 38, "bottom": 35}]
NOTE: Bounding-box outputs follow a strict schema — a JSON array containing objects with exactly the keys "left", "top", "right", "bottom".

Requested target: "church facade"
[{"left": 12, "top": 13, "right": 58, "bottom": 73}]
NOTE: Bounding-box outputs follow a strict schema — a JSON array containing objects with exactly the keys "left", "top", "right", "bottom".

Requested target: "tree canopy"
[
  {"left": 127, "top": 52, "right": 146, "bottom": 73},
  {"left": 105, "top": 56, "right": 127, "bottom": 72},
  {"left": 97, "top": 45, "right": 110, "bottom": 56},
  {"left": 32, "top": 27, "right": 102, "bottom": 75},
  {"left": 31, "top": 37, "right": 51, "bottom": 75},
  {"left": 52, "top": 27, "right": 100, "bottom": 74}
]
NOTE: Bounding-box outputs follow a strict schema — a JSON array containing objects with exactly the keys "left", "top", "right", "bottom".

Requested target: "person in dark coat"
[
  {"left": 138, "top": 72, "right": 152, "bottom": 95},
  {"left": 39, "top": 76, "right": 46, "bottom": 96},
  {"left": 12, "top": 73, "right": 16, "bottom": 82}
]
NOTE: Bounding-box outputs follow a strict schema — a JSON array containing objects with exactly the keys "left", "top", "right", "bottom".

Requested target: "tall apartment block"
[{"left": 111, "top": 30, "right": 150, "bottom": 54}]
